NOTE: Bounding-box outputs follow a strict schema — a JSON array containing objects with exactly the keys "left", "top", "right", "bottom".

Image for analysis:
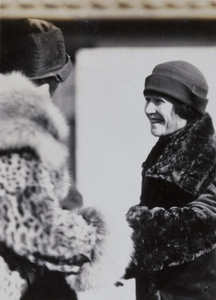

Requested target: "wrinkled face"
[{"left": 144, "top": 93, "right": 187, "bottom": 137}]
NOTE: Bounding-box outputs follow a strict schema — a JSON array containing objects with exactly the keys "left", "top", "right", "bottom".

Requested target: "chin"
[
  {"left": 150, "top": 124, "right": 166, "bottom": 137},
  {"left": 151, "top": 129, "right": 164, "bottom": 137}
]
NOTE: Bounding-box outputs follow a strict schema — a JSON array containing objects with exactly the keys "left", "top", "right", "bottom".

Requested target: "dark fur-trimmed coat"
[
  {"left": 0, "top": 72, "right": 132, "bottom": 300},
  {"left": 126, "top": 113, "right": 216, "bottom": 299}
]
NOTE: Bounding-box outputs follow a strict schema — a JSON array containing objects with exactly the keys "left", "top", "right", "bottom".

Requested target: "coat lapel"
[{"left": 146, "top": 113, "right": 216, "bottom": 196}]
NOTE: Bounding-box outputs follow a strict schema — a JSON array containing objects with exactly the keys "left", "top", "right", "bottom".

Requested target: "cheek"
[
  {"left": 165, "top": 111, "right": 180, "bottom": 132},
  {"left": 170, "top": 109, "right": 179, "bottom": 123},
  {"left": 164, "top": 106, "right": 175, "bottom": 119},
  {"left": 161, "top": 109, "right": 175, "bottom": 129}
]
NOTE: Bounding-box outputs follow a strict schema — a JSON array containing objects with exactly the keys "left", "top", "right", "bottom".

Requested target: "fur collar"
[
  {"left": 0, "top": 72, "right": 69, "bottom": 171},
  {"left": 146, "top": 113, "right": 216, "bottom": 196}
]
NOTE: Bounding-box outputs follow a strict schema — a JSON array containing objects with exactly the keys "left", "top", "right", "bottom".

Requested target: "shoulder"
[{"left": 0, "top": 72, "right": 70, "bottom": 171}]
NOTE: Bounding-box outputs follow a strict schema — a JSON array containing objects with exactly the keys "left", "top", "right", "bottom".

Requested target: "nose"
[{"left": 145, "top": 101, "right": 156, "bottom": 114}]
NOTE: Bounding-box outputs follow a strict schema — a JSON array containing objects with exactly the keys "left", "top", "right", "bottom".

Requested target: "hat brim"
[{"left": 30, "top": 54, "right": 73, "bottom": 83}]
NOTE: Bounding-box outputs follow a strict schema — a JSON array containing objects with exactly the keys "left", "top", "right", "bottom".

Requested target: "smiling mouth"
[{"left": 149, "top": 118, "right": 164, "bottom": 124}]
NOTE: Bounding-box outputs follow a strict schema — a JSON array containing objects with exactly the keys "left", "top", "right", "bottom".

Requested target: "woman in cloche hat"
[{"left": 126, "top": 60, "right": 216, "bottom": 300}]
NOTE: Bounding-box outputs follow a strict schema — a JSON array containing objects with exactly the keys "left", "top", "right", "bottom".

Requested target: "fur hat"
[
  {"left": 144, "top": 60, "right": 209, "bottom": 114},
  {"left": 0, "top": 19, "right": 72, "bottom": 82}
]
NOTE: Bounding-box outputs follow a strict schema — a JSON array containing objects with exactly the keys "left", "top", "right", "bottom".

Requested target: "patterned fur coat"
[
  {"left": 126, "top": 113, "right": 216, "bottom": 299},
  {"left": 0, "top": 72, "right": 132, "bottom": 300}
]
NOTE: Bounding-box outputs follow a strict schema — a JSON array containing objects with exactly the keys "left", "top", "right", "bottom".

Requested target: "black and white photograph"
[{"left": 1, "top": 1, "right": 216, "bottom": 300}]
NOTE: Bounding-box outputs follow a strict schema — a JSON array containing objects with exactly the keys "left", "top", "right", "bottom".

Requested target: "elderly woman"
[{"left": 126, "top": 61, "right": 216, "bottom": 300}]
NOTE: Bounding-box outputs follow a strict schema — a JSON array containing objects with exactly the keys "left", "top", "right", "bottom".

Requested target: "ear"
[{"left": 38, "top": 83, "right": 50, "bottom": 98}]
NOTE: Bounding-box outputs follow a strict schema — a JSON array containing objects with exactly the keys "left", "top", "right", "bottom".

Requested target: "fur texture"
[
  {"left": 66, "top": 206, "right": 133, "bottom": 291},
  {"left": 146, "top": 114, "right": 216, "bottom": 197},
  {"left": 0, "top": 72, "right": 133, "bottom": 298},
  {"left": 126, "top": 113, "right": 216, "bottom": 272},
  {"left": 0, "top": 72, "right": 69, "bottom": 171}
]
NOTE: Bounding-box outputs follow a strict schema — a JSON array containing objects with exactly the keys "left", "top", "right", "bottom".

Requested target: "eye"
[
  {"left": 145, "top": 97, "right": 151, "bottom": 103},
  {"left": 155, "top": 97, "right": 165, "bottom": 105}
]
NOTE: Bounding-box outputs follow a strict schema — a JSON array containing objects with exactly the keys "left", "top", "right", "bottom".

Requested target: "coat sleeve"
[
  {"left": 126, "top": 180, "right": 216, "bottom": 273},
  {"left": 0, "top": 151, "right": 97, "bottom": 271},
  {"left": 0, "top": 151, "right": 133, "bottom": 290}
]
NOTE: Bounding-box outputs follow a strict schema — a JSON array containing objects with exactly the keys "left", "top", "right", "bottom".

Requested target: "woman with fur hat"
[
  {"left": 0, "top": 73, "right": 132, "bottom": 299},
  {"left": 126, "top": 61, "right": 216, "bottom": 300}
]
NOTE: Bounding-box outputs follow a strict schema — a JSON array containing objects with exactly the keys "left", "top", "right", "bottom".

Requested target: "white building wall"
[{"left": 76, "top": 47, "right": 216, "bottom": 212}]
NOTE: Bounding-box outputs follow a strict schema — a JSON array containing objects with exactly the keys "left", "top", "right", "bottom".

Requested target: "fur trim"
[
  {"left": 127, "top": 203, "right": 216, "bottom": 273},
  {"left": 126, "top": 114, "right": 216, "bottom": 274},
  {"left": 0, "top": 72, "right": 69, "bottom": 171},
  {"left": 0, "top": 256, "right": 25, "bottom": 300},
  {"left": 146, "top": 114, "right": 216, "bottom": 196},
  {"left": 0, "top": 119, "right": 68, "bottom": 172},
  {"left": 66, "top": 206, "right": 133, "bottom": 291}
]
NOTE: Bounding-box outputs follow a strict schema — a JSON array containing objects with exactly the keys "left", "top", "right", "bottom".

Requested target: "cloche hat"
[
  {"left": 144, "top": 60, "right": 209, "bottom": 114},
  {"left": 0, "top": 18, "right": 72, "bottom": 83}
]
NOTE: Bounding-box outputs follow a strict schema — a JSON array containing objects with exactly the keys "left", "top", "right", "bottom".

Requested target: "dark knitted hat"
[
  {"left": 0, "top": 19, "right": 72, "bottom": 81},
  {"left": 144, "top": 60, "right": 209, "bottom": 114}
]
